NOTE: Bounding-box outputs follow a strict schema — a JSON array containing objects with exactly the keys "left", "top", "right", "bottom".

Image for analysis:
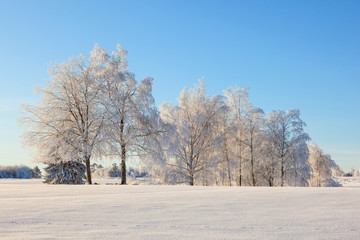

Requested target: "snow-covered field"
[{"left": 1, "top": 178, "right": 360, "bottom": 240}]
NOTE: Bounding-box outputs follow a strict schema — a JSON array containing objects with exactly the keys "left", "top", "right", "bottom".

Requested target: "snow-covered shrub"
[{"left": 44, "top": 161, "right": 85, "bottom": 184}]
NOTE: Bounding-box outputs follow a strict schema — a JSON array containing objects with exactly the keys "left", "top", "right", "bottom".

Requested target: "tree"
[
  {"left": 109, "top": 163, "right": 121, "bottom": 178},
  {"left": 258, "top": 139, "right": 278, "bottom": 186},
  {"left": 100, "top": 44, "right": 160, "bottom": 185},
  {"left": 290, "top": 142, "right": 311, "bottom": 186},
  {"left": 90, "top": 163, "right": 104, "bottom": 173},
  {"left": 266, "top": 109, "right": 310, "bottom": 186},
  {"left": 223, "top": 86, "right": 249, "bottom": 186},
  {"left": 241, "top": 106, "right": 265, "bottom": 186},
  {"left": 217, "top": 111, "right": 235, "bottom": 186},
  {"left": 160, "top": 80, "right": 226, "bottom": 185},
  {"left": 31, "top": 166, "right": 42, "bottom": 178},
  {"left": 20, "top": 44, "right": 108, "bottom": 184},
  {"left": 308, "top": 142, "right": 338, "bottom": 187},
  {"left": 44, "top": 160, "right": 86, "bottom": 184}
]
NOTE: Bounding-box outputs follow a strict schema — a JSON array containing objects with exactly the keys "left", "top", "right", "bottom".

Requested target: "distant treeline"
[{"left": 0, "top": 165, "right": 42, "bottom": 179}]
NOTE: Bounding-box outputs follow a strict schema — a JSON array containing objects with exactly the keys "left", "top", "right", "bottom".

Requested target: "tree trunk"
[
  {"left": 189, "top": 174, "right": 194, "bottom": 186},
  {"left": 238, "top": 162, "right": 242, "bottom": 186},
  {"left": 222, "top": 165, "right": 225, "bottom": 185},
  {"left": 119, "top": 118, "right": 127, "bottom": 185},
  {"left": 269, "top": 176, "right": 273, "bottom": 187},
  {"left": 224, "top": 144, "right": 232, "bottom": 186},
  {"left": 251, "top": 163, "right": 255, "bottom": 186},
  {"left": 238, "top": 146, "right": 242, "bottom": 186},
  {"left": 85, "top": 156, "right": 92, "bottom": 184},
  {"left": 120, "top": 143, "right": 127, "bottom": 185},
  {"left": 250, "top": 143, "right": 255, "bottom": 186},
  {"left": 280, "top": 160, "right": 284, "bottom": 187},
  {"left": 227, "top": 160, "right": 232, "bottom": 186}
]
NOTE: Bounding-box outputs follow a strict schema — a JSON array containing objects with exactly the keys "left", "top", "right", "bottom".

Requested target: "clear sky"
[{"left": 0, "top": 0, "right": 359, "bottom": 171}]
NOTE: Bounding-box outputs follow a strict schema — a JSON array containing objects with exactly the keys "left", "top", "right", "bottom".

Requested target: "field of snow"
[{"left": 1, "top": 178, "right": 360, "bottom": 240}]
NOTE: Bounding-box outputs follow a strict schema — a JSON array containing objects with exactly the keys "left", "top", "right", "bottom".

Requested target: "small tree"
[
  {"left": 308, "top": 142, "right": 339, "bottom": 187},
  {"left": 44, "top": 160, "right": 86, "bottom": 184},
  {"left": 109, "top": 163, "right": 121, "bottom": 178},
  {"left": 91, "top": 163, "right": 104, "bottom": 173},
  {"left": 31, "top": 166, "right": 42, "bottom": 178}
]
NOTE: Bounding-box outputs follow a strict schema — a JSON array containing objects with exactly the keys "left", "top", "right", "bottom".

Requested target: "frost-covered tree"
[
  {"left": 109, "top": 163, "right": 121, "bottom": 178},
  {"left": 308, "top": 142, "right": 341, "bottom": 187},
  {"left": 161, "top": 80, "right": 226, "bottom": 185},
  {"left": 258, "top": 139, "right": 278, "bottom": 186},
  {"left": 223, "top": 86, "right": 249, "bottom": 186},
  {"left": 31, "top": 166, "right": 42, "bottom": 178},
  {"left": 20, "top": 44, "right": 108, "bottom": 184},
  {"left": 217, "top": 111, "right": 235, "bottom": 186},
  {"left": 266, "top": 109, "right": 310, "bottom": 186},
  {"left": 44, "top": 160, "right": 86, "bottom": 184},
  {"left": 241, "top": 106, "right": 265, "bottom": 186},
  {"left": 100, "top": 44, "right": 161, "bottom": 185},
  {"left": 289, "top": 142, "right": 311, "bottom": 186}
]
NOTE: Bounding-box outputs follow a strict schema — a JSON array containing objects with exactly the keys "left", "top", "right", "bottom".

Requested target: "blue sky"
[{"left": 0, "top": 0, "right": 359, "bottom": 170}]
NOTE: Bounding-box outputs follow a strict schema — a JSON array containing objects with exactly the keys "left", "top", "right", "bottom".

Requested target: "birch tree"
[
  {"left": 223, "top": 86, "right": 249, "bottom": 186},
  {"left": 20, "top": 45, "right": 107, "bottom": 184},
  {"left": 308, "top": 142, "right": 336, "bottom": 187},
  {"left": 160, "top": 80, "right": 226, "bottom": 185},
  {"left": 218, "top": 111, "right": 235, "bottom": 186},
  {"left": 266, "top": 109, "right": 310, "bottom": 186},
  {"left": 101, "top": 45, "right": 161, "bottom": 184},
  {"left": 241, "top": 106, "right": 264, "bottom": 186},
  {"left": 258, "top": 138, "right": 278, "bottom": 186}
]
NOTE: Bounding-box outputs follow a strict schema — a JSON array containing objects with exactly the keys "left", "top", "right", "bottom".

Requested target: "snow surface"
[{"left": 1, "top": 178, "right": 360, "bottom": 240}]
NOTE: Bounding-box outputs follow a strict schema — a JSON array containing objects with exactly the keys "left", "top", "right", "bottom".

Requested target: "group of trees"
[
  {"left": 0, "top": 165, "right": 41, "bottom": 179},
  {"left": 158, "top": 82, "right": 342, "bottom": 186},
  {"left": 20, "top": 44, "right": 342, "bottom": 186},
  {"left": 21, "top": 44, "right": 161, "bottom": 185}
]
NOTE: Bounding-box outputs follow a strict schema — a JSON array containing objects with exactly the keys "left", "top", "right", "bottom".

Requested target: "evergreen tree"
[
  {"left": 44, "top": 161, "right": 86, "bottom": 184},
  {"left": 109, "top": 163, "right": 121, "bottom": 178},
  {"left": 31, "top": 166, "right": 42, "bottom": 178}
]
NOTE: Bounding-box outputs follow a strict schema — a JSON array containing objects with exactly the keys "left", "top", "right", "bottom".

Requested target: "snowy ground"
[{"left": 1, "top": 178, "right": 360, "bottom": 240}]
